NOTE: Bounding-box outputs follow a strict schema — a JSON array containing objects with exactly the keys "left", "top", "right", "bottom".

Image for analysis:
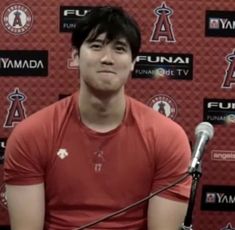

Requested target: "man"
[{"left": 4, "top": 6, "right": 191, "bottom": 230}]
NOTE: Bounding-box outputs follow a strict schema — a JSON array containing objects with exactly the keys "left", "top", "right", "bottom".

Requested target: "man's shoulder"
[
  {"left": 128, "top": 96, "right": 183, "bottom": 133},
  {"left": 128, "top": 96, "right": 169, "bottom": 121},
  {"left": 12, "top": 93, "right": 76, "bottom": 135}
]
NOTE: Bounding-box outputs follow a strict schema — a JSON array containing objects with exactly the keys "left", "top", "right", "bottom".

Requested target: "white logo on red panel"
[
  {"left": 147, "top": 94, "right": 177, "bottom": 119},
  {"left": 211, "top": 150, "right": 235, "bottom": 161},
  {"left": 1, "top": 3, "right": 33, "bottom": 35}
]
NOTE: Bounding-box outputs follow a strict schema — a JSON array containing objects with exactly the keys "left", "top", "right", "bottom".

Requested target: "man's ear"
[
  {"left": 131, "top": 58, "right": 136, "bottom": 71},
  {"left": 71, "top": 48, "right": 79, "bottom": 67}
]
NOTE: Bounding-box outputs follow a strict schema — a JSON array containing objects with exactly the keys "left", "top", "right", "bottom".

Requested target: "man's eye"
[
  {"left": 115, "top": 46, "right": 126, "bottom": 52},
  {"left": 90, "top": 43, "right": 102, "bottom": 49}
]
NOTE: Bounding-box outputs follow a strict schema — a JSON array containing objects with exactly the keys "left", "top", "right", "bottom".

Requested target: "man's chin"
[{"left": 90, "top": 86, "right": 122, "bottom": 97}]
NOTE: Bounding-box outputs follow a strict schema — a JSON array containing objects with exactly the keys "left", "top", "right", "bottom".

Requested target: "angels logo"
[
  {"left": 150, "top": 2, "right": 175, "bottom": 42},
  {"left": 147, "top": 94, "right": 177, "bottom": 120},
  {"left": 0, "top": 183, "right": 7, "bottom": 209},
  {"left": 4, "top": 88, "right": 27, "bottom": 128},
  {"left": 221, "top": 49, "right": 235, "bottom": 88},
  {"left": 1, "top": 3, "right": 33, "bottom": 35},
  {"left": 220, "top": 223, "right": 235, "bottom": 230}
]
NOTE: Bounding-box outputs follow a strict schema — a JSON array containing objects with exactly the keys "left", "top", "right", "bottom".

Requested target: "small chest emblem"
[{"left": 57, "top": 148, "right": 69, "bottom": 159}]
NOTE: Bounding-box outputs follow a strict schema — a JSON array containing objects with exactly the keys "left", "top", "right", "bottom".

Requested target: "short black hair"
[{"left": 71, "top": 6, "right": 141, "bottom": 60}]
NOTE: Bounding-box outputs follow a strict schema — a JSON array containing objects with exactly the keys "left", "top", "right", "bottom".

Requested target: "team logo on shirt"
[
  {"left": 147, "top": 94, "right": 177, "bottom": 119},
  {"left": 0, "top": 183, "right": 7, "bottom": 209},
  {"left": 57, "top": 148, "right": 69, "bottom": 159},
  {"left": 4, "top": 88, "right": 27, "bottom": 128},
  {"left": 150, "top": 2, "right": 176, "bottom": 42},
  {"left": 1, "top": 3, "right": 33, "bottom": 35},
  {"left": 221, "top": 49, "right": 235, "bottom": 88}
]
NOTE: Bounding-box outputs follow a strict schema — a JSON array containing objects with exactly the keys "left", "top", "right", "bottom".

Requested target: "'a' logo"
[
  {"left": 13, "top": 11, "right": 22, "bottom": 27},
  {"left": 4, "top": 88, "right": 27, "bottom": 128},
  {"left": 221, "top": 49, "right": 235, "bottom": 89},
  {"left": 150, "top": 2, "right": 175, "bottom": 43},
  {"left": 220, "top": 222, "right": 235, "bottom": 230}
]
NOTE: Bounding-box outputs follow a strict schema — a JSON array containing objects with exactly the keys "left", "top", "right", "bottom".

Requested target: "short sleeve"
[
  {"left": 4, "top": 121, "right": 46, "bottom": 185},
  {"left": 151, "top": 122, "right": 192, "bottom": 202}
]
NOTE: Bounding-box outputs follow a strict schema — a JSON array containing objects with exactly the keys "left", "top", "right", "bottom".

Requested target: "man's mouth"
[{"left": 97, "top": 70, "right": 116, "bottom": 74}]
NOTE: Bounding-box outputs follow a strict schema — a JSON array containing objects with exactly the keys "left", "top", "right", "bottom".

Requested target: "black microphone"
[{"left": 188, "top": 122, "right": 214, "bottom": 173}]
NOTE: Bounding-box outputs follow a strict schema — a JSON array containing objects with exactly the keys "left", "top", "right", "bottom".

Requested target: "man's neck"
[{"left": 78, "top": 87, "right": 126, "bottom": 133}]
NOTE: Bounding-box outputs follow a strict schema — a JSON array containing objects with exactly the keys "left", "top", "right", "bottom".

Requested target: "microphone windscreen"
[{"left": 195, "top": 122, "right": 214, "bottom": 140}]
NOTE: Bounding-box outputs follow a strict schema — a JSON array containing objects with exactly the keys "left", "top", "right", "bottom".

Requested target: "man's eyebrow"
[
  {"left": 86, "top": 37, "right": 129, "bottom": 47},
  {"left": 87, "top": 38, "right": 104, "bottom": 43},
  {"left": 115, "top": 40, "right": 128, "bottom": 47}
]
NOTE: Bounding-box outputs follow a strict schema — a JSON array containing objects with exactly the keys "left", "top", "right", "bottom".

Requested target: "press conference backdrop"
[{"left": 0, "top": 0, "right": 235, "bottom": 229}]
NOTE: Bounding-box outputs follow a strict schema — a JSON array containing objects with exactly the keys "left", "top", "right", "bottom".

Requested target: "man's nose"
[{"left": 100, "top": 47, "right": 114, "bottom": 64}]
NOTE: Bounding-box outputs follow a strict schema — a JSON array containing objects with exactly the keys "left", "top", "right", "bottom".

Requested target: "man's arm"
[
  {"left": 148, "top": 195, "right": 187, "bottom": 230},
  {"left": 6, "top": 183, "right": 45, "bottom": 230}
]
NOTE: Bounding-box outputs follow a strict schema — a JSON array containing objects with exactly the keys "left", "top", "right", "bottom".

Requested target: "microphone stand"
[{"left": 180, "top": 162, "right": 202, "bottom": 230}]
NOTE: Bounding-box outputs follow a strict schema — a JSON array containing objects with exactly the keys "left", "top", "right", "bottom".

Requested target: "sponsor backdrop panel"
[{"left": 0, "top": 0, "right": 235, "bottom": 229}]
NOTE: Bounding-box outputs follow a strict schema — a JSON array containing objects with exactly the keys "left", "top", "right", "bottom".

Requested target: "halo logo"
[
  {"left": 1, "top": 3, "right": 33, "bottom": 35},
  {"left": 150, "top": 2, "right": 175, "bottom": 42},
  {"left": 147, "top": 94, "right": 177, "bottom": 119},
  {"left": 4, "top": 88, "right": 27, "bottom": 128},
  {"left": 221, "top": 49, "right": 235, "bottom": 89}
]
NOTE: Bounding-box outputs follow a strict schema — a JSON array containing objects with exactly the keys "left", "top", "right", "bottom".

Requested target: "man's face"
[{"left": 76, "top": 33, "right": 135, "bottom": 94}]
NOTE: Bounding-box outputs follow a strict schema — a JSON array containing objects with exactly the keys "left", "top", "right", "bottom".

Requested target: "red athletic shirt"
[{"left": 4, "top": 92, "right": 191, "bottom": 230}]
